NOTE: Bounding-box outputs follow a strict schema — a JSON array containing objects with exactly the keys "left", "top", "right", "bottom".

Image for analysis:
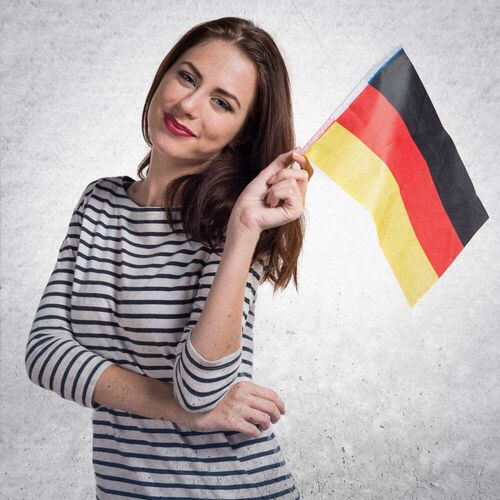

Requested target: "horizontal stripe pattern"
[
  {"left": 172, "top": 247, "right": 253, "bottom": 413},
  {"left": 25, "top": 175, "right": 300, "bottom": 499},
  {"left": 369, "top": 48, "right": 489, "bottom": 246},
  {"left": 306, "top": 122, "right": 439, "bottom": 307},
  {"left": 304, "top": 47, "right": 488, "bottom": 306},
  {"left": 337, "top": 83, "right": 464, "bottom": 276},
  {"left": 25, "top": 179, "right": 116, "bottom": 408}
]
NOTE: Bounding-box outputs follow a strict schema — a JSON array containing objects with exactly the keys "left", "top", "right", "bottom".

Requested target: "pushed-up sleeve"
[
  {"left": 173, "top": 248, "right": 265, "bottom": 413},
  {"left": 24, "top": 179, "right": 115, "bottom": 410}
]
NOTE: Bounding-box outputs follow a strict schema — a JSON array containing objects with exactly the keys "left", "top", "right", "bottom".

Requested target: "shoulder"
[
  {"left": 71, "top": 176, "right": 126, "bottom": 217},
  {"left": 87, "top": 175, "right": 125, "bottom": 194},
  {"left": 76, "top": 175, "right": 124, "bottom": 206}
]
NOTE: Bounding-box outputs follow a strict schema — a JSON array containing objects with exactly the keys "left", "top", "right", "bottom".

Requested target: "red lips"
[{"left": 164, "top": 113, "right": 195, "bottom": 137}]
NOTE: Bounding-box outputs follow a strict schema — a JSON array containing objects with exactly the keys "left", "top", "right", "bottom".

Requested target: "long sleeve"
[
  {"left": 24, "top": 179, "right": 115, "bottom": 410},
  {"left": 173, "top": 249, "right": 265, "bottom": 413}
]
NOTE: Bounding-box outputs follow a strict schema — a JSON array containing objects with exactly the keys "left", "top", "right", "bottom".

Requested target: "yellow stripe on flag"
[{"left": 305, "top": 122, "right": 438, "bottom": 306}]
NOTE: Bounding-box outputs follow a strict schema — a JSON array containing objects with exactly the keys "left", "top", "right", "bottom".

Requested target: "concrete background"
[{"left": 1, "top": 0, "right": 499, "bottom": 498}]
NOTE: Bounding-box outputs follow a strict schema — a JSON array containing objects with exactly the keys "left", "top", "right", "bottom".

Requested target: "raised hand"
[{"left": 230, "top": 147, "right": 314, "bottom": 236}]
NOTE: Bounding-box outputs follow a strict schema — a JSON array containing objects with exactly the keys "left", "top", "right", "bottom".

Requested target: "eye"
[
  {"left": 213, "top": 97, "right": 232, "bottom": 111},
  {"left": 178, "top": 70, "right": 195, "bottom": 85},
  {"left": 177, "top": 70, "right": 233, "bottom": 112}
]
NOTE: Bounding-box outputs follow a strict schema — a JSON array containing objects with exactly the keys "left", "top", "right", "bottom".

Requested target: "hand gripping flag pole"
[{"left": 294, "top": 46, "right": 489, "bottom": 307}]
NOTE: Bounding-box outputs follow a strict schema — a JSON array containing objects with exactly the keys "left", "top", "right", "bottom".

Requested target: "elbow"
[
  {"left": 173, "top": 365, "right": 240, "bottom": 413},
  {"left": 24, "top": 331, "right": 51, "bottom": 389},
  {"left": 172, "top": 334, "right": 242, "bottom": 413},
  {"left": 24, "top": 340, "right": 40, "bottom": 387}
]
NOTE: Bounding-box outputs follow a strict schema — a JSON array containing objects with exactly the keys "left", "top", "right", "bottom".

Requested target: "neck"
[{"left": 140, "top": 147, "right": 207, "bottom": 206}]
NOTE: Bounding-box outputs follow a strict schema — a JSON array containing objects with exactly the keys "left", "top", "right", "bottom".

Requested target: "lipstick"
[{"left": 163, "top": 113, "right": 195, "bottom": 137}]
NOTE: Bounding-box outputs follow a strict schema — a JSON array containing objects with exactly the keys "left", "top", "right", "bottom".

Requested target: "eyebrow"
[{"left": 179, "top": 60, "right": 242, "bottom": 110}]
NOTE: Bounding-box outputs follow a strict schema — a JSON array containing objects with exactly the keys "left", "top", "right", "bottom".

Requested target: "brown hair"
[{"left": 136, "top": 16, "right": 304, "bottom": 293}]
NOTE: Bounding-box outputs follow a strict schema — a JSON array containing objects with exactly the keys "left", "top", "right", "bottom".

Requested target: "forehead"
[{"left": 176, "top": 39, "right": 257, "bottom": 109}]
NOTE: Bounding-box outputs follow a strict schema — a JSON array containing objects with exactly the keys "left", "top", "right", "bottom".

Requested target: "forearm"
[
  {"left": 92, "top": 364, "right": 190, "bottom": 425},
  {"left": 190, "top": 222, "right": 260, "bottom": 362}
]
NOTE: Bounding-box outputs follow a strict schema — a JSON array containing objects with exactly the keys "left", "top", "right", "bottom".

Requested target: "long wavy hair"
[{"left": 136, "top": 16, "right": 304, "bottom": 293}]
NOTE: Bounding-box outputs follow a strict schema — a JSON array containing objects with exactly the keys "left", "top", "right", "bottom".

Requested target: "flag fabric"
[{"left": 301, "top": 46, "right": 489, "bottom": 307}]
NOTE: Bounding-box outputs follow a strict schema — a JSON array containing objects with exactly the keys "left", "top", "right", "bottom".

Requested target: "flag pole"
[{"left": 300, "top": 44, "right": 405, "bottom": 156}]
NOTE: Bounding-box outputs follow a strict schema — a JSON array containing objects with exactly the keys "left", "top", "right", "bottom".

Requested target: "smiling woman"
[
  {"left": 25, "top": 16, "right": 306, "bottom": 500},
  {"left": 139, "top": 36, "right": 260, "bottom": 207},
  {"left": 151, "top": 38, "right": 257, "bottom": 147}
]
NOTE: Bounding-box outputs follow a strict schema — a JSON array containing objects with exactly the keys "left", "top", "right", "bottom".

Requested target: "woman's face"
[{"left": 147, "top": 39, "right": 258, "bottom": 169}]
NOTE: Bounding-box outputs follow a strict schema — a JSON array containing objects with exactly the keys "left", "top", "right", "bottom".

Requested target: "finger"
[
  {"left": 290, "top": 151, "right": 314, "bottom": 180},
  {"left": 239, "top": 419, "right": 262, "bottom": 438},
  {"left": 266, "top": 166, "right": 309, "bottom": 187},
  {"left": 262, "top": 148, "right": 312, "bottom": 184},
  {"left": 246, "top": 395, "right": 282, "bottom": 424},
  {"left": 266, "top": 148, "right": 301, "bottom": 179},
  {"left": 247, "top": 409, "right": 274, "bottom": 429},
  {"left": 257, "top": 149, "right": 295, "bottom": 186},
  {"left": 278, "top": 148, "right": 297, "bottom": 167},
  {"left": 249, "top": 385, "right": 286, "bottom": 415},
  {"left": 246, "top": 407, "right": 276, "bottom": 429},
  {"left": 265, "top": 180, "right": 301, "bottom": 209},
  {"left": 280, "top": 169, "right": 310, "bottom": 202},
  {"left": 261, "top": 173, "right": 308, "bottom": 203}
]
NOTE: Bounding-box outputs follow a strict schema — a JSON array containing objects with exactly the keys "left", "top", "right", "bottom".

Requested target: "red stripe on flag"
[{"left": 336, "top": 84, "right": 463, "bottom": 276}]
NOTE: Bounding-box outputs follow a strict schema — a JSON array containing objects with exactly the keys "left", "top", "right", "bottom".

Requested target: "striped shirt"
[{"left": 25, "top": 175, "right": 300, "bottom": 499}]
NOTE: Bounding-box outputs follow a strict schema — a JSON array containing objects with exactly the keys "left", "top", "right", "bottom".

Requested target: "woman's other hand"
[
  {"left": 230, "top": 147, "right": 314, "bottom": 236},
  {"left": 180, "top": 380, "right": 286, "bottom": 438}
]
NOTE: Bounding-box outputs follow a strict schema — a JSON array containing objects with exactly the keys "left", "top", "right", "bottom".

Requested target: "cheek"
[
  {"left": 158, "top": 80, "right": 186, "bottom": 104},
  {"left": 202, "top": 118, "right": 238, "bottom": 143}
]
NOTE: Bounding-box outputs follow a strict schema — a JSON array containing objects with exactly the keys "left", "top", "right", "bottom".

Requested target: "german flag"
[{"left": 302, "top": 46, "right": 489, "bottom": 307}]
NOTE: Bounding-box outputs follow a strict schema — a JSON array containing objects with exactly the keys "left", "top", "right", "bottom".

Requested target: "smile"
[{"left": 163, "top": 113, "right": 196, "bottom": 137}]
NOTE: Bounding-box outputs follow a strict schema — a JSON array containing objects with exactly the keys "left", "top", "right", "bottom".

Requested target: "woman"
[{"left": 25, "top": 16, "right": 313, "bottom": 499}]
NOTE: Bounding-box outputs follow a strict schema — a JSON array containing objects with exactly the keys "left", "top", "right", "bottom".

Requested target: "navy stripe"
[{"left": 26, "top": 175, "right": 299, "bottom": 499}]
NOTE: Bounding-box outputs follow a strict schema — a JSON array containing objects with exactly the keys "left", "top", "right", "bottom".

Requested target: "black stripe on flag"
[{"left": 369, "top": 49, "right": 488, "bottom": 246}]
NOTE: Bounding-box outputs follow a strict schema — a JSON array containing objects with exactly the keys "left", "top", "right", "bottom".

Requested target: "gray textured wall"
[{"left": 2, "top": 1, "right": 499, "bottom": 498}]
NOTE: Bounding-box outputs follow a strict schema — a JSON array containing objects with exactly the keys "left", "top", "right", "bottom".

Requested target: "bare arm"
[
  {"left": 91, "top": 221, "right": 258, "bottom": 421},
  {"left": 172, "top": 217, "right": 263, "bottom": 413},
  {"left": 92, "top": 364, "right": 190, "bottom": 425},
  {"left": 189, "top": 222, "right": 260, "bottom": 361}
]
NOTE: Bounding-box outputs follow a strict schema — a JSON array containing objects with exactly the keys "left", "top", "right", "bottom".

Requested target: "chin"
[
  {"left": 153, "top": 129, "right": 186, "bottom": 152},
  {"left": 154, "top": 140, "right": 199, "bottom": 165}
]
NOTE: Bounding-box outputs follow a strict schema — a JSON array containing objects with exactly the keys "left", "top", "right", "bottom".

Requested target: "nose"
[{"left": 177, "top": 89, "right": 201, "bottom": 117}]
